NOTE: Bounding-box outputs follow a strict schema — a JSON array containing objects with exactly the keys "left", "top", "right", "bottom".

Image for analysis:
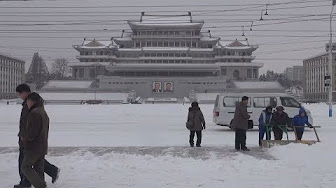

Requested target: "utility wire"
[{"left": 0, "top": 0, "right": 328, "bottom": 8}]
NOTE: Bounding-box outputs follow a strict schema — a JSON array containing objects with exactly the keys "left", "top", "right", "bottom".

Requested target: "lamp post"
[{"left": 328, "top": 0, "right": 336, "bottom": 117}]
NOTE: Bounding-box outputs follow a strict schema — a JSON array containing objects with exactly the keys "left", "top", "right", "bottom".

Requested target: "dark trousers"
[
  {"left": 259, "top": 126, "right": 271, "bottom": 146},
  {"left": 19, "top": 148, "right": 58, "bottom": 187},
  {"left": 189, "top": 131, "right": 202, "bottom": 146},
  {"left": 296, "top": 130, "right": 304, "bottom": 140},
  {"left": 21, "top": 150, "right": 46, "bottom": 188},
  {"left": 235, "top": 128, "right": 247, "bottom": 150},
  {"left": 273, "top": 126, "right": 283, "bottom": 140}
]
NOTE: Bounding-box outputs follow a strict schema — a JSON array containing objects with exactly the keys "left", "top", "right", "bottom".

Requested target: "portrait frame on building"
[
  {"left": 164, "top": 81, "right": 174, "bottom": 93},
  {"left": 152, "top": 82, "right": 162, "bottom": 93}
]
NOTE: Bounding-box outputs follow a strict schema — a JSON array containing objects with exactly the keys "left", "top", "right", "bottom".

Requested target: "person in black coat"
[
  {"left": 231, "top": 96, "right": 250, "bottom": 151},
  {"left": 270, "top": 106, "right": 291, "bottom": 140},
  {"left": 187, "top": 102, "right": 205, "bottom": 147},
  {"left": 15, "top": 84, "right": 60, "bottom": 188}
]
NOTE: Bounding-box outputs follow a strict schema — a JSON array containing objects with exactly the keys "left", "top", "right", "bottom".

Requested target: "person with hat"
[
  {"left": 270, "top": 106, "right": 291, "bottom": 140},
  {"left": 292, "top": 107, "right": 313, "bottom": 140},
  {"left": 20, "top": 92, "right": 49, "bottom": 188},
  {"left": 258, "top": 106, "right": 273, "bottom": 146}
]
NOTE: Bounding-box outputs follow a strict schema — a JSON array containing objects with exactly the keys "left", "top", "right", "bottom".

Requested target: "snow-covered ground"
[{"left": 0, "top": 103, "right": 335, "bottom": 188}]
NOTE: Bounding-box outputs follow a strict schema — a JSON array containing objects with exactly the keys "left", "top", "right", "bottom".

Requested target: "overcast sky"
[{"left": 0, "top": 0, "right": 333, "bottom": 73}]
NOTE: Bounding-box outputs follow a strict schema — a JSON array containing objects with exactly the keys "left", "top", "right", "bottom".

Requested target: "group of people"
[
  {"left": 186, "top": 96, "right": 313, "bottom": 150},
  {"left": 14, "top": 84, "right": 59, "bottom": 188},
  {"left": 233, "top": 96, "right": 313, "bottom": 150},
  {"left": 12, "top": 84, "right": 314, "bottom": 188}
]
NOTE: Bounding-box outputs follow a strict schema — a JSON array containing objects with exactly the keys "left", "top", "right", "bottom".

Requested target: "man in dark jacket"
[
  {"left": 270, "top": 106, "right": 291, "bottom": 140},
  {"left": 258, "top": 106, "right": 273, "bottom": 146},
  {"left": 187, "top": 102, "right": 205, "bottom": 147},
  {"left": 232, "top": 96, "right": 251, "bottom": 151},
  {"left": 21, "top": 92, "right": 49, "bottom": 188},
  {"left": 292, "top": 108, "right": 313, "bottom": 140},
  {"left": 15, "top": 84, "right": 59, "bottom": 188}
]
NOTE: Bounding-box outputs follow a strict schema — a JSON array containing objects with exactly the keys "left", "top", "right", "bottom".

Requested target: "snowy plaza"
[{"left": 0, "top": 103, "right": 335, "bottom": 188}]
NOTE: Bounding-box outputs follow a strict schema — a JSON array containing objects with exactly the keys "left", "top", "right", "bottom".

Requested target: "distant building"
[
  {"left": 70, "top": 12, "right": 263, "bottom": 98},
  {"left": 0, "top": 53, "right": 25, "bottom": 99},
  {"left": 303, "top": 44, "right": 336, "bottom": 102},
  {"left": 284, "top": 66, "right": 303, "bottom": 82}
]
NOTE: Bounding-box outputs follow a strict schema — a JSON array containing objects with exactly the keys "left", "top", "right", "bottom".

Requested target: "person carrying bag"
[{"left": 186, "top": 102, "right": 205, "bottom": 147}]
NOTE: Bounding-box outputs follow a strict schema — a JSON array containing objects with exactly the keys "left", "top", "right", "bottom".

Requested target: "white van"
[{"left": 213, "top": 93, "right": 313, "bottom": 129}]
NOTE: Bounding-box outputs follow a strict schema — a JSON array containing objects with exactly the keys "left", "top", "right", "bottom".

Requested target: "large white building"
[
  {"left": 303, "top": 44, "right": 336, "bottom": 102},
  {"left": 70, "top": 12, "right": 263, "bottom": 99},
  {"left": 0, "top": 53, "right": 25, "bottom": 99}
]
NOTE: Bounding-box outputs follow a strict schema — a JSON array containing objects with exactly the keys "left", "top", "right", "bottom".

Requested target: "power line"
[
  {"left": 0, "top": 0, "right": 328, "bottom": 8},
  {"left": 258, "top": 46, "right": 324, "bottom": 55},
  {"left": 0, "top": 14, "right": 328, "bottom": 23}
]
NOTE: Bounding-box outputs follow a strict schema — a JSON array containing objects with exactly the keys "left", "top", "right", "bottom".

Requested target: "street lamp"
[{"left": 328, "top": 0, "right": 336, "bottom": 117}]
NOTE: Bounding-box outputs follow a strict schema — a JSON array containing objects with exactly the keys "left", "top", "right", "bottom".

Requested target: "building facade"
[
  {"left": 303, "top": 45, "right": 336, "bottom": 102},
  {"left": 285, "top": 66, "right": 303, "bottom": 82},
  {"left": 0, "top": 53, "right": 25, "bottom": 99},
  {"left": 70, "top": 12, "right": 263, "bottom": 98}
]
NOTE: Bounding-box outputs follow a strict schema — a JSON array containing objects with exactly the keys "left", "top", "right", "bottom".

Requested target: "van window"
[
  {"left": 253, "top": 97, "right": 277, "bottom": 108},
  {"left": 280, "top": 97, "right": 301, "bottom": 108},
  {"left": 223, "top": 97, "right": 251, "bottom": 107}
]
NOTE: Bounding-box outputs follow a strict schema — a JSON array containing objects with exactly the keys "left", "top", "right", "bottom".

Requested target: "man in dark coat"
[
  {"left": 187, "top": 101, "right": 205, "bottom": 147},
  {"left": 21, "top": 92, "right": 49, "bottom": 188},
  {"left": 231, "top": 96, "right": 251, "bottom": 151},
  {"left": 15, "top": 84, "right": 59, "bottom": 188},
  {"left": 270, "top": 106, "right": 291, "bottom": 140}
]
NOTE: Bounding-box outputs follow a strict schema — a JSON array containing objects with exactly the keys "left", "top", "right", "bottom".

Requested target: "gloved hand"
[
  {"left": 203, "top": 123, "right": 206, "bottom": 130},
  {"left": 308, "top": 125, "right": 313, "bottom": 128}
]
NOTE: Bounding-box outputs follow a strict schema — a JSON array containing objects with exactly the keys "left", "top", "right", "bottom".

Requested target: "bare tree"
[{"left": 51, "top": 58, "right": 69, "bottom": 80}]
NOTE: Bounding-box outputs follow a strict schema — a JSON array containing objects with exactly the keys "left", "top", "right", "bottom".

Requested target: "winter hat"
[
  {"left": 191, "top": 101, "right": 199, "bottom": 107},
  {"left": 276, "top": 106, "right": 284, "bottom": 111},
  {"left": 265, "top": 106, "right": 273, "bottom": 111}
]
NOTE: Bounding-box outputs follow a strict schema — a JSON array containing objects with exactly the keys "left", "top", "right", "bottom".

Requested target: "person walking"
[
  {"left": 292, "top": 108, "right": 313, "bottom": 140},
  {"left": 15, "top": 84, "right": 59, "bottom": 188},
  {"left": 21, "top": 92, "right": 49, "bottom": 188},
  {"left": 258, "top": 106, "right": 273, "bottom": 146},
  {"left": 231, "top": 96, "right": 251, "bottom": 151},
  {"left": 187, "top": 102, "right": 205, "bottom": 147},
  {"left": 270, "top": 106, "right": 291, "bottom": 140}
]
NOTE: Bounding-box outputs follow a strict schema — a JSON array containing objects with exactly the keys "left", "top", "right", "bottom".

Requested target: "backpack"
[{"left": 186, "top": 112, "right": 196, "bottom": 130}]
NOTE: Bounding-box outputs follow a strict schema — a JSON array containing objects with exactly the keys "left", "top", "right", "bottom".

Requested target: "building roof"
[
  {"left": 142, "top": 47, "right": 189, "bottom": 51},
  {"left": 0, "top": 52, "right": 25, "bottom": 62},
  {"left": 113, "top": 37, "right": 133, "bottom": 42},
  {"left": 200, "top": 37, "right": 220, "bottom": 42},
  {"left": 233, "top": 81, "right": 283, "bottom": 89},
  {"left": 218, "top": 40, "right": 258, "bottom": 50},
  {"left": 189, "top": 48, "right": 214, "bottom": 52},
  {"left": 106, "top": 63, "right": 220, "bottom": 71},
  {"left": 42, "top": 80, "right": 94, "bottom": 90},
  {"left": 215, "top": 62, "right": 263, "bottom": 67},
  {"left": 302, "top": 52, "right": 331, "bottom": 61},
  {"left": 40, "top": 92, "right": 128, "bottom": 101},
  {"left": 68, "top": 62, "right": 111, "bottom": 67},
  {"left": 73, "top": 39, "right": 117, "bottom": 50},
  {"left": 128, "top": 13, "right": 204, "bottom": 29},
  {"left": 228, "top": 40, "right": 246, "bottom": 47}
]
